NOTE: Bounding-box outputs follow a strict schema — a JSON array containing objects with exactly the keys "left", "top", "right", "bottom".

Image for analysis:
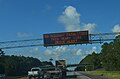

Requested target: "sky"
[{"left": 0, "top": 0, "right": 120, "bottom": 64}]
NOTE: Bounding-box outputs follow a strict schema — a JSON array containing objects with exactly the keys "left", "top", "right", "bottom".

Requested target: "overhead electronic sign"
[{"left": 43, "top": 31, "right": 89, "bottom": 47}]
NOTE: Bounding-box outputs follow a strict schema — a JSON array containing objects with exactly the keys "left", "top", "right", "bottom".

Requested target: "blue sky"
[{"left": 0, "top": 0, "right": 120, "bottom": 64}]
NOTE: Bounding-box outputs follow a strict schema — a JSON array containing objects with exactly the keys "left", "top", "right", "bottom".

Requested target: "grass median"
[{"left": 87, "top": 70, "right": 120, "bottom": 79}]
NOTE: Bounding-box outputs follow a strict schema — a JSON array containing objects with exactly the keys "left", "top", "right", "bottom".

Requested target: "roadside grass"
[
  {"left": 17, "top": 77, "right": 28, "bottom": 79},
  {"left": 88, "top": 70, "right": 120, "bottom": 79}
]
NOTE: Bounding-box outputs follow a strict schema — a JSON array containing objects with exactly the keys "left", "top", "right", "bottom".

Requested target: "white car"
[{"left": 28, "top": 67, "right": 44, "bottom": 79}]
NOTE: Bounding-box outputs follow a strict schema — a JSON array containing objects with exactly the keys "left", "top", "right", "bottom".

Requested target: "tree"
[
  {"left": 75, "top": 52, "right": 102, "bottom": 71},
  {"left": 0, "top": 55, "right": 43, "bottom": 76},
  {"left": 100, "top": 35, "right": 120, "bottom": 70}
]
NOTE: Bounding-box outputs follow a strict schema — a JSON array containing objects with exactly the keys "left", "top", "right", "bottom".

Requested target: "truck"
[
  {"left": 43, "top": 68, "right": 61, "bottom": 79},
  {"left": 28, "top": 60, "right": 67, "bottom": 79},
  {"left": 28, "top": 67, "right": 44, "bottom": 79},
  {"left": 43, "top": 60, "right": 67, "bottom": 79}
]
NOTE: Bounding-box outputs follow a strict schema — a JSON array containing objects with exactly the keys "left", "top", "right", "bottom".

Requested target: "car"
[{"left": 28, "top": 67, "right": 44, "bottom": 79}]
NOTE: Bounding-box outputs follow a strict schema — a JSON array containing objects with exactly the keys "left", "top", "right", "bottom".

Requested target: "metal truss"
[
  {"left": 0, "top": 32, "right": 120, "bottom": 50},
  {"left": 89, "top": 32, "right": 120, "bottom": 44},
  {"left": 0, "top": 38, "right": 43, "bottom": 49}
]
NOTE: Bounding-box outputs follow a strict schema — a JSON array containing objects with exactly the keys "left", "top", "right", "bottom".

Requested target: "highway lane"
[
  {"left": 80, "top": 71, "right": 117, "bottom": 79},
  {"left": 4, "top": 71, "right": 116, "bottom": 79},
  {"left": 67, "top": 71, "right": 91, "bottom": 79},
  {"left": 67, "top": 71, "right": 116, "bottom": 79}
]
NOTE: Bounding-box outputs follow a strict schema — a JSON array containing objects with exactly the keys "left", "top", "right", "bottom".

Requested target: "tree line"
[
  {"left": 0, "top": 55, "right": 53, "bottom": 76},
  {"left": 76, "top": 35, "right": 120, "bottom": 71}
]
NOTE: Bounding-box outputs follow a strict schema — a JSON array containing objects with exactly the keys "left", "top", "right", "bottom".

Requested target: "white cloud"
[
  {"left": 42, "top": 45, "right": 99, "bottom": 64},
  {"left": 82, "top": 23, "right": 96, "bottom": 33},
  {"left": 33, "top": 47, "right": 39, "bottom": 52},
  {"left": 44, "top": 46, "right": 88, "bottom": 62},
  {"left": 45, "top": 49, "right": 53, "bottom": 56},
  {"left": 112, "top": 24, "right": 120, "bottom": 32},
  {"left": 58, "top": 6, "right": 96, "bottom": 33},
  {"left": 112, "top": 24, "right": 120, "bottom": 36},
  {"left": 45, "top": 46, "right": 68, "bottom": 59},
  {"left": 92, "top": 46, "right": 97, "bottom": 52},
  {"left": 74, "top": 49, "right": 82, "bottom": 56},
  {"left": 85, "top": 46, "right": 97, "bottom": 54},
  {"left": 44, "top": 46, "right": 87, "bottom": 61},
  {"left": 16, "top": 32, "right": 34, "bottom": 37},
  {"left": 58, "top": 6, "right": 80, "bottom": 31},
  {"left": 29, "top": 47, "right": 40, "bottom": 55},
  {"left": 72, "top": 46, "right": 97, "bottom": 57}
]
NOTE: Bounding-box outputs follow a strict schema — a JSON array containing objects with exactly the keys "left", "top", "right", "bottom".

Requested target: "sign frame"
[{"left": 43, "top": 31, "right": 89, "bottom": 47}]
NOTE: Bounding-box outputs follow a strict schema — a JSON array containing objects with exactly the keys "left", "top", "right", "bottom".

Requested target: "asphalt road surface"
[
  {"left": 67, "top": 72, "right": 91, "bottom": 79},
  {"left": 67, "top": 71, "right": 116, "bottom": 79},
  {"left": 4, "top": 71, "right": 116, "bottom": 79}
]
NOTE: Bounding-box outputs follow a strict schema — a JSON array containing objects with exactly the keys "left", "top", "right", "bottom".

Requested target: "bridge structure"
[
  {"left": 0, "top": 32, "right": 119, "bottom": 49},
  {"left": 0, "top": 32, "right": 120, "bottom": 56},
  {"left": 66, "top": 63, "right": 93, "bottom": 68}
]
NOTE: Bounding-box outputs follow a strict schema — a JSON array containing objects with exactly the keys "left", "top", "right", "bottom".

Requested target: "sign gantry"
[{"left": 0, "top": 31, "right": 120, "bottom": 49}]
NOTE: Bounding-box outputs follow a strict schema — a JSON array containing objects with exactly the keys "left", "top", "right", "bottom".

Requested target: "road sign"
[{"left": 43, "top": 31, "right": 89, "bottom": 47}]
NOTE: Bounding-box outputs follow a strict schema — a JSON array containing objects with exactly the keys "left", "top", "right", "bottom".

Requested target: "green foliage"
[
  {"left": 0, "top": 64, "right": 5, "bottom": 74},
  {"left": 0, "top": 55, "right": 42, "bottom": 76},
  {"left": 100, "top": 35, "right": 120, "bottom": 70},
  {"left": 86, "top": 65, "right": 94, "bottom": 71},
  {"left": 75, "top": 52, "right": 102, "bottom": 71},
  {"left": 75, "top": 66, "right": 85, "bottom": 71},
  {"left": 88, "top": 71, "right": 120, "bottom": 79},
  {"left": 77, "top": 35, "right": 120, "bottom": 71},
  {"left": 81, "top": 52, "right": 101, "bottom": 69}
]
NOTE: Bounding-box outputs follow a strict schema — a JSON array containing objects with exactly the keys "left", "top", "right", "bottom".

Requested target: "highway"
[
  {"left": 4, "top": 71, "right": 115, "bottom": 79},
  {"left": 67, "top": 71, "right": 115, "bottom": 79},
  {"left": 67, "top": 71, "right": 91, "bottom": 79}
]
